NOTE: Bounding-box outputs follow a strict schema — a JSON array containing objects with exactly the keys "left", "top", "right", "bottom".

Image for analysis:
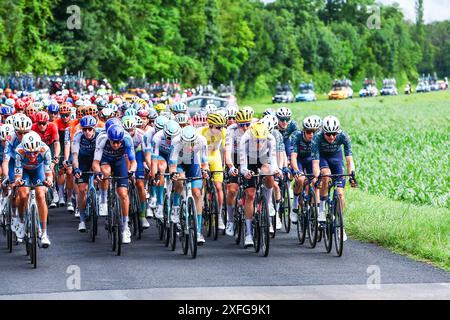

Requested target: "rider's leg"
[
  {"left": 36, "top": 186, "right": 48, "bottom": 231},
  {"left": 226, "top": 183, "right": 238, "bottom": 223},
  {"left": 77, "top": 183, "right": 88, "bottom": 222}
]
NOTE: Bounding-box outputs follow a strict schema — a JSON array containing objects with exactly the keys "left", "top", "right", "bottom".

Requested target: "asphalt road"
[{"left": 1, "top": 206, "right": 449, "bottom": 299}]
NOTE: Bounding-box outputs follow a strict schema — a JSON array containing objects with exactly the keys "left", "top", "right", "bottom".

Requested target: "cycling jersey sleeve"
[
  {"left": 124, "top": 135, "right": 136, "bottom": 161},
  {"left": 225, "top": 127, "right": 234, "bottom": 165},
  {"left": 268, "top": 134, "right": 279, "bottom": 172},
  {"left": 72, "top": 131, "right": 82, "bottom": 155},
  {"left": 151, "top": 133, "right": 161, "bottom": 159},
  {"left": 341, "top": 131, "right": 352, "bottom": 157},
  {"left": 64, "top": 128, "right": 71, "bottom": 145},
  {"left": 311, "top": 134, "right": 321, "bottom": 161},
  {"left": 49, "top": 124, "right": 60, "bottom": 145},
  {"left": 239, "top": 132, "right": 250, "bottom": 174},
  {"left": 93, "top": 133, "right": 107, "bottom": 162},
  {"left": 14, "top": 151, "right": 23, "bottom": 176},
  {"left": 43, "top": 146, "right": 52, "bottom": 173},
  {"left": 168, "top": 137, "right": 182, "bottom": 166},
  {"left": 199, "top": 136, "right": 208, "bottom": 166},
  {"left": 290, "top": 131, "right": 299, "bottom": 154}
]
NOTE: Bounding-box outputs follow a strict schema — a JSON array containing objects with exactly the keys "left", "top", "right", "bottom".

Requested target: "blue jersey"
[
  {"left": 311, "top": 131, "right": 352, "bottom": 160},
  {"left": 278, "top": 120, "right": 298, "bottom": 144},
  {"left": 291, "top": 130, "right": 313, "bottom": 161},
  {"left": 94, "top": 131, "right": 135, "bottom": 162},
  {"left": 72, "top": 128, "right": 102, "bottom": 159},
  {"left": 4, "top": 133, "right": 21, "bottom": 162},
  {"left": 14, "top": 142, "right": 52, "bottom": 175}
]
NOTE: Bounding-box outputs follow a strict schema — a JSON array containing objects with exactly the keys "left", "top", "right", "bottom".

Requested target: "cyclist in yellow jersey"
[{"left": 197, "top": 112, "right": 227, "bottom": 230}]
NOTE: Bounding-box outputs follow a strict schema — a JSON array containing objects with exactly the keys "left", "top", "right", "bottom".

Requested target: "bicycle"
[
  {"left": 233, "top": 174, "right": 246, "bottom": 246},
  {"left": 176, "top": 176, "right": 203, "bottom": 259},
  {"left": 202, "top": 170, "right": 222, "bottom": 241},
  {"left": 278, "top": 171, "right": 292, "bottom": 233},
  {"left": 128, "top": 178, "right": 142, "bottom": 240},
  {"left": 295, "top": 174, "right": 319, "bottom": 248},
  {"left": 316, "top": 173, "right": 357, "bottom": 257},
  {"left": 84, "top": 172, "right": 99, "bottom": 242},
  {"left": 0, "top": 183, "right": 15, "bottom": 252},
  {"left": 104, "top": 176, "right": 128, "bottom": 256}
]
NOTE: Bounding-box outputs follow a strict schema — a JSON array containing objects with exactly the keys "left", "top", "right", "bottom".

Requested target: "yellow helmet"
[
  {"left": 236, "top": 110, "right": 252, "bottom": 123},
  {"left": 155, "top": 103, "right": 166, "bottom": 112},
  {"left": 207, "top": 112, "right": 226, "bottom": 127},
  {"left": 250, "top": 122, "right": 269, "bottom": 139}
]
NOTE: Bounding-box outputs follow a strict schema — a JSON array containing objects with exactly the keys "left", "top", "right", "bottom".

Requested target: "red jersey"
[{"left": 31, "top": 122, "right": 60, "bottom": 146}]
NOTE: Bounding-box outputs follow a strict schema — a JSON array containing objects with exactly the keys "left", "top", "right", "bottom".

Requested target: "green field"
[{"left": 250, "top": 91, "right": 450, "bottom": 271}]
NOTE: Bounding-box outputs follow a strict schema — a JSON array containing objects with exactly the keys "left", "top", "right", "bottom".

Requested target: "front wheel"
[
  {"left": 180, "top": 200, "right": 189, "bottom": 255},
  {"left": 282, "top": 182, "right": 291, "bottom": 233},
  {"left": 333, "top": 195, "right": 344, "bottom": 257},
  {"left": 187, "top": 197, "right": 197, "bottom": 259},
  {"left": 323, "top": 202, "right": 333, "bottom": 253},
  {"left": 30, "top": 205, "right": 38, "bottom": 269},
  {"left": 259, "top": 196, "right": 270, "bottom": 257},
  {"left": 307, "top": 189, "right": 318, "bottom": 248}
]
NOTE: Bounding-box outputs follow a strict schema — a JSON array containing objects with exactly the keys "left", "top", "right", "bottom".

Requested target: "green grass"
[
  {"left": 249, "top": 91, "right": 450, "bottom": 271},
  {"left": 346, "top": 189, "right": 450, "bottom": 272}
]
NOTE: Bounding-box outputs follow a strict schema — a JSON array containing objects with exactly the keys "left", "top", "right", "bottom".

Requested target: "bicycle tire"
[
  {"left": 187, "top": 197, "right": 197, "bottom": 259},
  {"left": 31, "top": 204, "right": 37, "bottom": 269},
  {"left": 259, "top": 196, "right": 270, "bottom": 257},
  {"left": 282, "top": 182, "right": 291, "bottom": 233},
  {"left": 233, "top": 190, "right": 242, "bottom": 245},
  {"left": 221, "top": 181, "right": 227, "bottom": 236},
  {"left": 164, "top": 194, "right": 170, "bottom": 247},
  {"left": 307, "top": 188, "right": 318, "bottom": 248},
  {"left": 333, "top": 194, "right": 344, "bottom": 257},
  {"left": 323, "top": 202, "right": 333, "bottom": 253},
  {"left": 6, "top": 201, "right": 13, "bottom": 253},
  {"left": 88, "top": 188, "right": 97, "bottom": 242},
  {"left": 169, "top": 222, "right": 177, "bottom": 251},
  {"left": 128, "top": 184, "right": 138, "bottom": 238},
  {"left": 270, "top": 191, "right": 276, "bottom": 239},
  {"left": 203, "top": 191, "right": 211, "bottom": 238},
  {"left": 252, "top": 215, "right": 260, "bottom": 253},
  {"left": 116, "top": 196, "right": 122, "bottom": 256},
  {"left": 180, "top": 200, "right": 188, "bottom": 255},
  {"left": 211, "top": 189, "right": 219, "bottom": 241},
  {"left": 297, "top": 195, "right": 307, "bottom": 245}
]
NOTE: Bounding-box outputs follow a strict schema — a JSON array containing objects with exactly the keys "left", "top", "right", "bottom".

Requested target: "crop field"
[{"left": 250, "top": 91, "right": 450, "bottom": 270}]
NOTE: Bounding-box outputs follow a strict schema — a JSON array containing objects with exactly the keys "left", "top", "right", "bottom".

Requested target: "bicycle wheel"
[
  {"left": 187, "top": 197, "right": 197, "bottom": 259},
  {"left": 221, "top": 181, "right": 227, "bottom": 236},
  {"left": 323, "top": 202, "right": 333, "bottom": 253},
  {"left": 88, "top": 188, "right": 98, "bottom": 242},
  {"left": 163, "top": 194, "right": 170, "bottom": 247},
  {"left": 115, "top": 196, "right": 123, "bottom": 256},
  {"left": 180, "top": 200, "right": 188, "bottom": 255},
  {"left": 233, "top": 193, "right": 242, "bottom": 245},
  {"left": 169, "top": 221, "right": 177, "bottom": 251},
  {"left": 30, "top": 205, "right": 38, "bottom": 269},
  {"left": 333, "top": 194, "right": 344, "bottom": 257},
  {"left": 270, "top": 191, "right": 276, "bottom": 239},
  {"left": 128, "top": 185, "right": 138, "bottom": 238},
  {"left": 211, "top": 189, "right": 219, "bottom": 241},
  {"left": 282, "top": 182, "right": 291, "bottom": 233},
  {"left": 259, "top": 196, "right": 270, "bottom": 257},
  {"left": 203, "top": 190, "right": 211, "bottom": 238},
  {"left": 307, "top": 189, "right": 318, "bottom": 248},
  {"left": 6, "top": 201, "right": 13, "bottom": 253},
  {"left": 296, "top": 196, "right": 307, "bottom": 245},
  {"left": 252, "top": 214, "right": 260, "bottom": 253}
]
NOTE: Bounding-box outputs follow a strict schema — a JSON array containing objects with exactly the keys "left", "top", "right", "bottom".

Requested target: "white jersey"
[
  {"left": 130, "top": 128, "right": 145, "bottom": 152},
  {"left": 239, "top": 130, "right": 279, "bottom": 174},
  {"left": 225, "top": 123, "right": 246, "bottom": 165},
  {"left": 169, "top": 135, "right": 208, "bottom": 167},
  {"left": 142, "top": 126, "right": 156, "bottom": 154}
]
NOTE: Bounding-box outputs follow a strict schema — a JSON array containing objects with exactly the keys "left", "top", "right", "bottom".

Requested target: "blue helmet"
[
  {"left": 105, "top": 118, "right": 122, "bottom": 132},
  {"left": 1, "top": 106, "right": 15, "bottom": 115},
  {"left": 80, "top": 115, "right": 98, "bottom": 128},
  {"left": 66, "top": 97, "right": 73, "bottom": 104},
  {"left": 124, "top": 108, "right": 138, "bottom": 116},
  {"left": 107, "top": 124, "right": 124, "bottom": 141},
  {"left": 48, "top": 103, "right": 60, "bottom": 113}
]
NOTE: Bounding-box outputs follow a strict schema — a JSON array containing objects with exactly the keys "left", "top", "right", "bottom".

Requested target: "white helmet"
[
  {"left": 22, "top": 131, "right": 42, "bottom": 152},
  {"left": 180, "top": 126, "right": 198, "bottom": 143},
  {"left": 260, "top": 115, "right": 278, "bottom": 133},
  {"left": 205, "top": 104, "right": 217, "bottom": 115},
  {"left": 0, "top": 124, "right": 14, "bottom": 141},
  {"left": 303, "top": 115, "right": 322, "bottom": 131},
  {"left": 242, "top": 106, "right": 254, "bottom": 116},
  {"left": 322, "top": 116, "right": 341, "bottom": 133},
  {"left": 101, "top": 107, "right": 115, "bottom": 118},
  {"left": 276, "top": 107, "right": 292, "bottom": 118},
  {"left": 13, "top": 115, "right": 33, "bottom": 132},
  {"left": 226, "top": 107, "right": 238, "bottom": 119},
  {"left": 216, "top": 109, "right": 227, "bottom": 118},
  {"left": 5, "top": 115, "right": 16, "bottom": 126},
  {"left": 175, "top": 113, "right": 189, "bottom": 125}
]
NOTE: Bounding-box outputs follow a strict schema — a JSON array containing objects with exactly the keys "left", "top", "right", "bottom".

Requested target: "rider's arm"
[
  {"left": 71, "top": 131, "right": 81, "bottom": 169},
  {"left": 224, "top": 127, "right": 234, "bottom": 169},
  {"left": 63, "top": 128, "right": 71, "bottom": 162},
  {"left": 268, "top": 134, "right": 280, "bottom": 173},
  {"left": 43, "top": 147, "right": 53, "bottom": 182},
  {"left": 239, "top": 133, "right": 249, "bottom": 175},
  {"left": 13, "top": 151, "right": 23, "bottom": 182},
  {"left": 311, "top": 134, "right": 321, "bottom": 177},
  {"left": 92, "top": 133, "right": 107, "bottom": 172},
  {"left": 51, "top": 124, "right": 61, "bottom": 159},
  {"left": 341, "top": 131, "right": 354, "bottom": 173},
  {"left": 168, "top": 139, "right": 181, "bottom": 174}
]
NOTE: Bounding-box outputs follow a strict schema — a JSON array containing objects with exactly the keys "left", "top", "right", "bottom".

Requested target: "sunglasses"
[
  {"left": 279, "top": 118, "right": 290, "bottom": 123},
  {"left": 61, "top": 114, "right": 70, "bottom": 118},
  {"left": 49, "top": 112, "right": 58, "bottom": 115},
  {"left": 238, "top": 123, "right": 250, "bottom": 128},
  {"left": 166, "top": 136, "right": 172, "bottom": 141},
  {"left": 228, "top": 117, "right": 236, "bottom": 120},
  {"left": 111, "top": 140, "right": 121, "bottom": 145},
  {"left": 16, "top": 131, "right": 28, "bottom": 135},
  {"left": 38, "top": 122, "right": 48, "bottom": 126},
  {"left": 26, "top": 151, "right": 39, "bottom": 155},
  {"left": 304, "top": 129, "right": 316, "bottom": 134},
  {"left": 325, "top": 132, "right": 338, "bottom": 137},
  {"left": 82, "top": 128, "right": 94, "bottom": 132},
  {"left": 209, "top": 125, "right": 223, "bottom": 130},
  {"left": 255, "top": 139, "right": 266, "bottom": 144}
]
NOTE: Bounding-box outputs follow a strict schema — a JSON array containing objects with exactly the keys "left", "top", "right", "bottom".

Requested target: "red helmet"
[
  {"left": 25, "top": 105, "right": 37, "bottom": 118},
  {"left": 35, "top": 111, "right": 50, "bottom": 123},
  {"left": 15, "top": 100, "right": 26, "bottom": 111},
  {"left": 138, "top": 109, "right": 149, "bottom": 117}
]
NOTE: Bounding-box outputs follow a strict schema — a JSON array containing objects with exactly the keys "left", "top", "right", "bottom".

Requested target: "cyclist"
[
  {"left": 169, "top": 126, "right": 209, "bottom": 244},
  {"left": 1, "top": 105, "right": 15, "bottom": 124},
  {"left": 226, "top": 107, "right": 238, "bottom": 127},
  {"left": 122, "top": 115, "right": 150, "bottom": 229},
  {"left": 224, "top": 109, "right": 252, "bottom": 236},
  {"left": 149, "top": 119, "right": 180, "bottom": 219},
  {"left": 14, "top": 132, "right": 53, "bottom": 247},
  {"left": 47, "top": 103, "right": 60, "bottom": 122},
  {"left": 175, "top": 113, "right": 190, "bottom": 128},
  {"left": 276, "top": 107, "right": 298, "bottom": 158},
  {"left": 198, "top": 112, "right": 227, "bottom": 230},
  {"left": 93, "top": 124, "right": 137, "bottom": 244},
  {"left": 0, "top": 124, "right": 14, "bottom": 188},
  {"left": 192, "top": 112, "right": 207, "bottom": 128},
  {"left": 290, "top": 115, "right": 322, "bottom": 223},
  {"left": 204, "top": 104, "right": 217, "bottom": 115},
  {"left": 72, "top": 116, "right": 102, "bottom": 232},
  {"left": 312, "top": 116, "right": 356, "bottom": 241},
  {"left": 239, "top": 122, "right": 281, "bottom": 247}
]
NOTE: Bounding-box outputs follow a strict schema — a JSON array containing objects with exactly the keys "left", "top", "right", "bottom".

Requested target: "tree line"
[{"left": 0, "top": 0, "right": 448, "bottom": 97}]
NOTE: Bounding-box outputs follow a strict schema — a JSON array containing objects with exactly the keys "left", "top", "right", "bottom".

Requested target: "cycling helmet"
[
  {"left": 105, "top": 118, "right": 122, "bottom": 132},
  {"left": 107, "top": 124, "right": 125, "bottom": 141},
  {"left": 124, "top": 108, "right": 138, "bottom": 117},
  {"left": 14, "top": 100, "right": 26, "bottom": 111},
  {"left": 163, "top": 120, "right": 181, "bottom": 138},
  {"left": 80, "top": 115, "right": 97, "bottom": 128},
  {"left": 5, "top": 98, "right": 15, "bottom": 107},
  {"left": 155, "top": 115, "right": 169, "bottom": 131},
  {"left": 134, "top": 116, "right": 144, "bottom": 127},
  {"left": 100, "top": 107, "right": 114, "bottom": 120},
  {"left": 192, "top": 112, "right": 207, "bottom": 126},
  {"left": 141, "top": 93, "right": 150, "bottom": 101},
  {"left": 260, "top": 115, "right": 277, "bottom": 133},
  {"left": 22, "top": 132, "right": 42, "bottom": 152},
  {"left": 155, "top": 103, "right": 166, "bottom": 112},
  {"left": 0, "top": 124, "right": 14, "bottom": 141},
  {"left": 25, "top": 105, "right": 37, "bottom": 118},
  {"left": 148, "top": 108, "right": 158, "bottom": 120},
  {"left": 76, "top": 106, "right": 86, "bottom": 119},
  {"left": 59, "top": 104, "right": 71, "bottom": 115},
  {"left": 235, "top": 110, "right": 252, "bottom": 123},
  {"left": 263, "top": 108, "right": 276, "bottom": 116},
  {"left": 85, "top": 105, "right": 98, "bottom": 117},
  {"left": 276, "top": 107, "right": 292, "bottom": 118},
  {"left": 137, "top": 109, "right": 149, "bottom": 118},
  {"left": 250, "top": 122, "right": 269, "bottom": 140},
  {"left": 226, "top": 107, "right": 238, "bottom": 119},
  {"left": 242, "top": 106, "right": 254, "bottom": 116},
  {"left": 31, "top": 102, "right": 44, "bottom": 111},
  {"left": 322, "top": 116, "right": 341, "bottom": 133},
  {"left": 207, "top": 113, "right": 226, "bottom": 127},
  {"left": 172, "top": 102, "right": 187, "bottom": 113},
  {"left": 48, "top": 103, "right": 59, "bottom": 114},
  {"left": 1, "top": 105, "right": 15, "bottom": 115},
  {"left": 303, "top": 115, "right": 322, "bottom": 131},
  {"left": 175, "top": 113, "right": 189, "bottom": 125},
  {"left": 5, "top": 115, "right": 16, "bottom": 125},
  {"left": 180, "top": 125, "right": 198, "bottom": 143},
  {"left": 34, "top": 111, "right": 50, "bottom": 123},
  {"left": 122, "top": 116, "right": 136, "bottom": 130},
  {"left": 205, "top": 104, "right": 217, "bottom": 115}
]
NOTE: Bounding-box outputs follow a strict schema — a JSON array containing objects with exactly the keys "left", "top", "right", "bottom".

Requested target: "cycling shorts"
[
  {"left": 319, "top": 154, "right": 345, "bottom": 188},
  {"left": 22, "top": 166, "right": 46, "bottom": 186},
  {"left": 176, "top": 164, "right": 202, "bottom": 189},
  {"left": 100, "top": 156, "right": 128, "bottom": 188},
  {"left": 135, "top": 150, "right": 145, "bottom": 180},
  {"left": 207, "top": 151, "right": 223, "bottom": 183},
  {"left": 76, "top": 156, "right": 94, "bottom": 184}
]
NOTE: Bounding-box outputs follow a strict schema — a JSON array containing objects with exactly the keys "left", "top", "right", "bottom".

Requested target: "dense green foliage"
[{"left": 0, "top": 0, "right": 448, "bottom": 97}]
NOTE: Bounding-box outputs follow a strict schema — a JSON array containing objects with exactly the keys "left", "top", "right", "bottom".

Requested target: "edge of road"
[{"left": 1, "top": 283, "right": 449, "bottom": 300}]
